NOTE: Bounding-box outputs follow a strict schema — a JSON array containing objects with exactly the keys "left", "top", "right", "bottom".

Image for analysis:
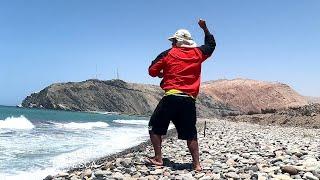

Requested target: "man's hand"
[
  {"left": 198, "top": 19, "right": 210, "bottom": 35},
  {"left": 198, "top": 19, "right": 207, "bottom": 30}
]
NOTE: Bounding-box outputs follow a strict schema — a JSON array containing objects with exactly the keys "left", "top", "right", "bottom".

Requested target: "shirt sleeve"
[
  {"left": 198, "top": 33, "right": 216, "bottom": 61},
  {"left": 148, "top": 49, "right": 170, "bottom": 77}
]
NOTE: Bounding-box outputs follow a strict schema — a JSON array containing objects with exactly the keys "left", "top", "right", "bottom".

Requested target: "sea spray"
[
  {"left": 0, "top": 115, "right": 34, "bottom": 129},
  {"left": 0, "top": 106, "right": 149, "bottom": 179}
]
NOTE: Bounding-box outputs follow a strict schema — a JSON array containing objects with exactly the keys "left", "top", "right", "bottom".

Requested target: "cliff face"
[
  {"left": 22, "top": 79, "right": 309, "bottom": 117},
  {"left": 201, "top": 79, "right": 308, "bottom": 113}
]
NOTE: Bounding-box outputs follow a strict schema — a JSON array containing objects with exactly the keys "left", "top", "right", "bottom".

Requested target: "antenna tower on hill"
[
  {"left": 95, "top": 64, "right": 102, "bottom": 79},
  {"left": 116, "top": 68, "right": 120, "bottom": 79}
]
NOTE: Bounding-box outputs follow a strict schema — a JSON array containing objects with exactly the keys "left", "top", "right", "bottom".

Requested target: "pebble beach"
[{"left": 46, "top": 119, "right": 320, "bottom": 180}]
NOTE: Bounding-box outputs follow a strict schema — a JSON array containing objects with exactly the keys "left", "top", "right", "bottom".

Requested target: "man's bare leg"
[
  {"left": 149, "top": 131, "right": 163, "bottom": 165},
  {"left": 187, "top": 139, "right": 202, "bottom": 171}
]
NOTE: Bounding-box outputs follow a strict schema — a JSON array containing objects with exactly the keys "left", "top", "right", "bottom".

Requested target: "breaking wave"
[
  {"left": 0, "top": 115, "right": 35, "bottom": 129},
  {"left": 113, "top": 119, "right": 149, "bottom": 125}
]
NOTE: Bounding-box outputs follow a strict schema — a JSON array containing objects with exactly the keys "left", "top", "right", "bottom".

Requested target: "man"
[{"left": 147, "top": 19, "right": 216, "bottom": 171}]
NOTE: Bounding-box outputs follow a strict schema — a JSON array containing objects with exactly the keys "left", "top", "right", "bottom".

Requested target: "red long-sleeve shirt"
[{"left": 148, "top": 33, "right": 216, "bottom": 98}]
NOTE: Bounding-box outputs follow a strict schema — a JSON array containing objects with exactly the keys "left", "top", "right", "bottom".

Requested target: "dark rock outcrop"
[{"left": 23, "top": 79, "right": 162, "bottom": 115}]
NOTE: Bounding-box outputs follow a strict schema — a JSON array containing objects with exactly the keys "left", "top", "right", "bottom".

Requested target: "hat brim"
[{"left": 168, "top": 36, "right": 176, "bottom": 42}]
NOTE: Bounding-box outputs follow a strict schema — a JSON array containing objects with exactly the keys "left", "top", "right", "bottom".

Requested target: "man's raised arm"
[{"left": 198, "top": 19, "right": 216, "bottom": 58}]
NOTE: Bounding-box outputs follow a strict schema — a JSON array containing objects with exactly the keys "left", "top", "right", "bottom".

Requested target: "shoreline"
[
  {"left": 46, "top": 119, "right": 320, "bottom": 180},
  {"left": 66, "top": 128, "right": 175, "bottom": 174},
  {"left": 46, "top": 120, "right": 206, "bottom": 179},
  {"left": 67, "top": 120, "right": 207, "bottom": 174}
]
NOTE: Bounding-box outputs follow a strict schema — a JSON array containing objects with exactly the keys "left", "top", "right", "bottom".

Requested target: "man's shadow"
[{"left": 162, "top": 158, "right": 193, "bottom": 170}]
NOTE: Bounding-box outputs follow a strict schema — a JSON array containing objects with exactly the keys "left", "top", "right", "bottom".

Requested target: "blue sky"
[{"left": 0, "top": 0, "right": 319, "bottom": 105}]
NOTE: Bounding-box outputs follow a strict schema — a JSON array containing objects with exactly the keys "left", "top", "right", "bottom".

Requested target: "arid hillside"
[{"left": 201, "top": 79, "right": 308, "bottom": 113}]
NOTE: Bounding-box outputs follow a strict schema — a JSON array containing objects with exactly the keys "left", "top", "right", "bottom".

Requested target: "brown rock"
[
  {"left": 84, "top": 169, "right": 92, "bottom": 177},
  {"left": 226, "top": 158, "right": 236, "bottom": 166},
  {"left": 281, "top": 166, "right": 298, "bottom": 175},
  {"left": 43, "top": 175, "right": 54, "bottom": 180}
]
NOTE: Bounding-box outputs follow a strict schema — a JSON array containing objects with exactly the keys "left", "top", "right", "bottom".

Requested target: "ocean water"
[{"left": 0, "top": 105, "right": 150, "bottom": 180}]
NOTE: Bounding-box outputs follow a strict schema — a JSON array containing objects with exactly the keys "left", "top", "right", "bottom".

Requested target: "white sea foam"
[
  {"left": 1, "top": 125, "right": 149, "bottom": 180},
  {"left": 55, "top": 121, "right": 109, "bottom": 129},
  {"left": 51, "top": 126, "right": 148, "bottom": 166},
  {"left": 1, "top": 168, "right": 59, "bottom": 180},
  {"left": 113, "top": 119, "right": 149, "bottom": 125},
  {"left": 0, "top": 115, "right": 34, "bottom": 129}
]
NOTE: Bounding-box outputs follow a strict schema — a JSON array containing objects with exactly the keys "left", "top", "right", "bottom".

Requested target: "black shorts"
[{"left": 148, "top": 95, "right": 197, "bottom": 140}]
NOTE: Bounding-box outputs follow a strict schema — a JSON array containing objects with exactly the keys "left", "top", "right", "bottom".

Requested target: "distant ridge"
[
  {"left": 305, "top": 96, "right": 320, "bottom": 104},
  {"left": 22, "top": 78, "right": 310, "bottom": 117}
]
